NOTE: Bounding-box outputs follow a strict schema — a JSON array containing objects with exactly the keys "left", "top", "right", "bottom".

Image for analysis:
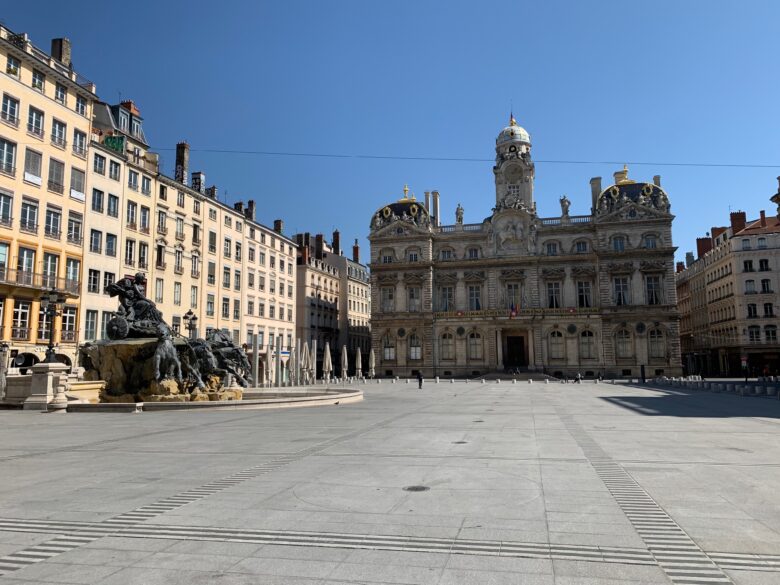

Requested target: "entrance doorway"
[{"left": 505, "top": 336, "right": 527, "bottom": 368}]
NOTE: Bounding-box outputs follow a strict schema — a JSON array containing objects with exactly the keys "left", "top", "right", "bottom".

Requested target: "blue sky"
[{"left": 5, "top": 1, "right": 779, "bottom": 261}]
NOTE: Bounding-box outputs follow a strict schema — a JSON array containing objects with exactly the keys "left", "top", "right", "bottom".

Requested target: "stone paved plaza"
[{"left": 1, "top": 381, "right": 779, "bottom": 584}]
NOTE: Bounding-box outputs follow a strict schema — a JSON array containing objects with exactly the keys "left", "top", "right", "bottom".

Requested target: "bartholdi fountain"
[{"left": 78, "top": 273, "right": 250, "bottom": 403}]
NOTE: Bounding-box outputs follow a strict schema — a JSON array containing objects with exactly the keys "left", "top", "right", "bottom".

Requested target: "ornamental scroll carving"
[
  {"left": 463, "top": 270, "right": 486, "bottom": 282},
  {"left": 606, "top": 261, "right": 634, "bottom": 274},
  {"left": 403, "top": 272, "right": 426, "bottom": 284},
  {"left": 500, "top": 269, "right": 526, "bottom": 280},
  {"left": 541, "top": 267, "right": 566, "bottom": 279},
  {"left": 571, "top": 266, "right": 596, "bottom": 277},
  {"left": 639, "top": 260, "right": 667, "bottom": 272}
]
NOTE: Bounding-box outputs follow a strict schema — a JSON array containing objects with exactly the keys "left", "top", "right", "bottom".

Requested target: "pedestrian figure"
[{"left": 417, "top": 371, "right": 423, "bottom": 389}]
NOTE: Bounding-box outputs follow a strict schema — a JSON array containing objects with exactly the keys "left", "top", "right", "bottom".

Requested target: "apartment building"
[
  {"left": 677, "top": 183, "right": 780, "bottom": 376},
  {"left": 0, "top": 28, "right": 96, "bottom": 369}
]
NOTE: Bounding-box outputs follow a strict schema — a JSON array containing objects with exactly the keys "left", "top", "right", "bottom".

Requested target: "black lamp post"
[
  {"left": 43, "top": 287, "right": 65, "bottom": 363},
  {"left": 183, "top": 309, "right": 198, "bottom": 339}
]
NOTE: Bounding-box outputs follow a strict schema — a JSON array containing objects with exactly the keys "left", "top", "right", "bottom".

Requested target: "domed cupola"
[
  {"left": 370, "top": 185, "right": 432, "bottom": 232},
  {"left": 496, "top": 113, "right": 531, "bottom": 147}
]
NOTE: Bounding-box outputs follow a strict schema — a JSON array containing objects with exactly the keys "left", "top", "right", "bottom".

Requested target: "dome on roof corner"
[{"left": 496, "top": 115, "right": 530, "bottom": 146}]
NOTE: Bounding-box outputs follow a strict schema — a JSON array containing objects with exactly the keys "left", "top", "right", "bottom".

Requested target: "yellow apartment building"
[{"left": 0, "top": 27, "right": 95, "bottom": 369}]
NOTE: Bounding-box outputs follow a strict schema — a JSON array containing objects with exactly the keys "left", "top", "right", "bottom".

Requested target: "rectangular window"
[
  {"left": 206, "top": 294, "right": 215, "bottom": 316},
  {"left": 248, "top": 247, "right": 255, "bottom": 262},
  {"left": 109, "top": 160, "right": 120, "bottom": 181},
  {"left": 236, "top": 242, "right": 242, "bottom": 261},
  {"left": 128, "top": 170, "right": 138, "bottom": 190},
  {"left": 269, "top": 305, "right": 275, "bottom": 319},
  {"left": 577, "top": 281, "right": 592, "bottom": 308},
  {"left": 125, "top": 200, "right": 137, "bottom": 226},
  {"left": 748, "top": 304, "right": 758, "bottom": 318},
  {"left": 234, "top": 270, "right": 241, "bottom": 291},
  {"left": 51, "top": 119, "right": 67, "bottom": 147},
  {"left": 613, "top": 237, "right": 626, "bottom": 252},
  {"left": 85, "top": 310, "right": 98, "bottom": 340},
  {"left": 76, "top": 96, "right": 87, "bottom": 116},
  {"left": 139, "top": 242, "right": 148, "bottom": 269},
  {"left": 760, "top": 259, "right": 770, "bottom": 271},
  {"left": 575, "top": 241, "right": 588, "bottom": 253},
  {"left": 88, "top": 269, "right": 100, "bottom": 293},
  {"left": 745, "top": 279, "right": 756, "bottom": 294},
  {"left": 67, "top": 212, "right": 83, "bottom": 244},
  {"left": 645, "top": 275, "right": 662, "bottom": 305},
  {"left": 93, "top": 153, "right": 106, "bottom": 175},
  {"left": 437, "top": 286, "right": 454, "bottom": 311},
  {"left": 0, "top": 137, "right": 17, "bottom": 176},
  {"left": 44, "top": 206, "right": 62, "bottom": 238},
  {"left": 762, "top": 278, "right": 772, "bottom": 293},
  {"left": 32, "top": 69, "right": 45, "bottom": 91},
  {"left": 614, "top": 277, "right": 630, "bottom": 305},
  {"left": 208, "top": 261, "right": 216, "bottom": 285},
  {"left": 748, "top": 326, "right": 761, "bottom": 343},
  {"left": 28, "top": 107, "right": 44, "bottom": 137},
  {"left": 124, "top": 239, "right": 136, "bottom": 266},
  {"left": 1, "top": 93, "right": 20, "bottom": 126},
  {"left": 259, "top": 275, "right": 265, "bottom": 291},
  {"left": 102, "top": 272, "right": 115, "bottom": 293},
  {"left": 222, "top": 267, "right": 231, "bottom": 288},
  {"left": 20, "top": 198, "right": 38, "bottom": 232},
  {"left": 546, "top": 242, "right": 558, "bottom": 256},
  {"left": 468, "top": 284, "right": 482, "bottom": 310},
  {"left": 73, "top": 130, "right": 86, "bottom": 156},
  {"left": 23, "top": 148, "right": 42, "bottom": 185},
  {"left": 6, "top": 56, "right": 20, "bottom": 77},
  {"left": 224, "top": 238, "right": 232, "bottom": 258},
  {"left": 174, "top": 282, "right": 182, "bottom": 306},
  {"left": 547, "top": 282, "right": 561, "bottom": 308},
  {"left": 66, "top": 258, "right": 80, "bottom": 289},
  {"left": 141, "top": 176, "right": 151, "bottom": 195},
  {"left": 62, "top": 306, "right": 77, "bottom": 341},
  {"left": 222, "top": 298, "right": 230, "bottom": 319},
  {"left": 191, "top": 286, "right": 198, "bottom": 308},
  {"left": 233, "top": 299, "right": 240, "bottom": 320},
  {"left": 90, "top": 230, "right": 104, "bottom": 257},
  {"left": 47, "top": 158, "right": 64, "bottom": 193},
  {"left": 100, "top": 312, "right": 112, "bottom": 340},
  {"left": 248, "top": 272, "right": 255, "bottom": 288},
  {"left": 105, "top": 233, "right": 117, "bottom": 257},
  {"left": 408, "top": 286, "right": 421, "bottom": 312},
  {"left": 70, "top": 167, "right": 85, "bottom": 199},
  {"left": 744, "top": 260, "right": 754, "bottom": 272},
  {"left": 208, "top": 231, "right": 217, "bottom": 253},
  {"left": 765, "top": 303, "right": 774, "bottom": 317},
  {"left": 177, "top": 191, "right": 185, "bottom": 207}
]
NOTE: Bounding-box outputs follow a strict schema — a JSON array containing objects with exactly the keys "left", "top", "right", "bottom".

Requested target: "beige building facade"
[
  {"left": 677, "top": 183, "right": 780, "bottom": 376},
  {"left": 0, "top": 27, "right": 96, "bottom": 369},
  {"left": 369, "top": 118, "right": 682, "bottom": 379}
]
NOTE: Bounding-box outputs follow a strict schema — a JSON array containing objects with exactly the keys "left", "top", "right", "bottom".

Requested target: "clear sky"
[{"left": 5, "top": 1, "right": 779, "bottom": 261}]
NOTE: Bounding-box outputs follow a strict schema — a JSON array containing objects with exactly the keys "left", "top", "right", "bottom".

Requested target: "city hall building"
[{"left": 368, "top": 117, "right": 682, "bottom": 378}]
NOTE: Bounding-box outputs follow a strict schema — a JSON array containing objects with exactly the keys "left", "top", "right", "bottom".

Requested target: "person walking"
[{"left": 417, "top": 371, "right": 423, "bottom": 389}]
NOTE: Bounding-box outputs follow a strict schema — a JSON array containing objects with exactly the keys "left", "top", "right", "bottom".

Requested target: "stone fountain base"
[{"left": 79, "top": 338, "right": 242, "bottom": 403}]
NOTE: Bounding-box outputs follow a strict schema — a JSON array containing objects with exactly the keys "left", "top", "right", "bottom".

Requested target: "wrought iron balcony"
[{"left": 0, "top": 267, "right": 79, "bottom": 295}]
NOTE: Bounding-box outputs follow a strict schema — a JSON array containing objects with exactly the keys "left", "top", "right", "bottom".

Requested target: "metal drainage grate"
[{"left": 403, "top": 485, "right": 430, "bottom": 492}]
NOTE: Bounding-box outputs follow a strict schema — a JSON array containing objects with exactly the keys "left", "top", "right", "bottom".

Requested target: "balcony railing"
[
  {"left": 72, "top": 143, "right": 87, "bottom": 158},
  {"left": 0, "top": 268, "right": 79, "bottom": 295},
  {"left": 156, "top": 261, "right": 166, "bottom": 270},
  {"left": 0, "top": 162, "right": 15, "bottom": 177},
  {"left": 61, "top": 330, "right": 77, "bottom": 342},
  {"left": 124, "top": 258, "right": 136, "bottom": 268},
  {"left": 37, "top": 328, "right": 50, "bottom": 341},
  {"left": 127, "top": 222, "right": 137, "bottom": 231},
  {"left": 0, "top": 215, "right": 12, "bottom": 228},
  {"left": 140, "top": 225, "right": 150, "bottom": 235},
  {"left": 157, "top": 225, "right": 168, "bottom": 235},
  {"left": 0, "top": 111, "right": 19, "bottom": 127},
  {"left": 191, "top": 270, "right": 200, "bottom": 278},
  {"left": 67, "top": 232, "right": 83, "bottom": 246},
  {"left": 44, "top": 227, "right": 61, "bottom": 240},
  {"left": 138, "top": 260, "right": 148, "bottom": 270},
  {"left": 27, "top": 123, "right": 43, "bottom": 138},
  {"left": 48, "top": 180, "right": 64, "bottom": 194},
  {"left": 175, "top": 231, "right": 185, "bottom": 241},
  {"left": 50, "top": 134, "right": 67, "bottom": 149},
  {"left": 19, "top": 221, "right": 38, "bottom": 234},
  {"left": 174, "top": 264, "right": 184, "bottom": 275},
  {"left": 11, "top": 327, "right": 29, "bottom": 341}
]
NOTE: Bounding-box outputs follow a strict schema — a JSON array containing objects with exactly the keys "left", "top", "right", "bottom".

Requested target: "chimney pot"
[
  {"left": 352, "top": 238, "right": 360, "bottom": 263},
  {"left": 234, "top": 202, "right": 244, "bottom": 213},
  {"left": 760, "top": 210, "right": 767, "bottom": 227},
  {"left": 730, "top": 211, "right": 747, "bottom": 234},
  {"left": 191, "top": 171, "right": 205, "bottom": 193},
  {"left": 653, "top": 175, "right": 661, "bottom": 187},
  {"left": 175, "top": 142, "right": 189, "bottom": 185},
  {"left": 696, "top": 237, "right": 713, "bottom": 259},
  {"left": 332, "top": 230, "right": 341, "bottom": 256},
  {"left": 274, "top": 219, "right": 284, "bottom": 234},
  {"left": 51, "top": 38, "right": 72, "bottom": 68},
  {"left": 676, "top": 261, "right": 685, "bottom": 273},
  {"left": 432, "top": 190, "right": 440, "bottom": 227},
  {"left": 246, "top": 200, "right": 256, "bottom": 221},
  {"left": 589, "top": 177, "right": 602, "bottom": 211}
]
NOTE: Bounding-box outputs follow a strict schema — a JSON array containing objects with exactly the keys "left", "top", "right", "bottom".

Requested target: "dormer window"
[
  {"left": 440, "top": 249, "right": 453, "bottom": 260},
  {"left": 119, "top": 112, "right": 128, "bottom": 131},
  {"left": 131, "top": 119, "right": 141, "bottom": 136},
  {"left": 546, "top": 242, "right": 558, "bottom": 256},
  {"left": 613, "top": 236, "right": 626, "bottom": 252},
  {"left": 468, "top": 247, "right": 479, "bottom": 259},
  {"left": 575, "top": 241, "right": 588, "bottom": 253}
]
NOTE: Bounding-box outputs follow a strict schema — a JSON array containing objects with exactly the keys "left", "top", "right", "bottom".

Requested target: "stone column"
[
  {"left": 252, "top": 333, "right": 260, "bottom": 388},
  {"left": 496, "top": 328, "right": 503, "bottom": 369}
]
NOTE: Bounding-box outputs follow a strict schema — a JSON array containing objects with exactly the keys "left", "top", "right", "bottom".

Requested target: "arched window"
[
  {"left": 408, "top": 333, "right": 422, "bottom": 360},
  {"left": 648, "top": 329, "right": 664, "bottom": 359},
  {"left": 440, "top": 333, "right": 454, "bottom": 360},
  {"left": 615, "top": 329, "right": 632, "bottom": 359},
  {"left": 382, "top": 334, "right": 395, "bottom": 360},
  {"left": 468, "top": 332, "right": 483, "bottom": 360},
  {"left": 549, "top": 331, "right": 565, "bottom": 359},
  {"left": 580, "top": 330, "right": 595, "bottom": 359}
]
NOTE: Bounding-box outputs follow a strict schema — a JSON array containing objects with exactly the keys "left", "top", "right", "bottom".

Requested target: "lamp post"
[
  {"left": 183, "top": 309, "right": 198, "bottom": 339},
  {"left": 0, "top": 341, "right": 8, "bottom": 401},
  {"left": 43, "top": 287, "right": 65, "bottom": 364}
]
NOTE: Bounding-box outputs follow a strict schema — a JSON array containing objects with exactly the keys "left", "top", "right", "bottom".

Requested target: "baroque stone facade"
[{"left": 368, "top": 117, "right": 682, "bottom": 378}]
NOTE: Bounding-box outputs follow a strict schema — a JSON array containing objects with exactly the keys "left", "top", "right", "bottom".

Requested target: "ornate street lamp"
[
  {"left": 0, "top": 341, "right": 8, "bottom": 401},
  {"left": 183, "top": 309, "right": 198, "bottom": 339},
  {"left": 42, "top": 287, "right": 65, "bottom": 364}
]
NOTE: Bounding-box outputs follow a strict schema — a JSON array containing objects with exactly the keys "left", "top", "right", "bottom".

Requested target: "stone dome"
[{"left": 496, "top": 114, "right": 530, "bottom": 146}]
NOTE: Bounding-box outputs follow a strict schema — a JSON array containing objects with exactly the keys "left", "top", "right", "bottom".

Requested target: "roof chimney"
[
  {"left": 205, "top": 185, "right": 217, "bottom": 199},
  {"left": 730, "top": 211, "right": 746, "bottom": 234},
  {"left": 175, "top": 142, "right": 189, "bottom": 185},
  {"left": 352, "top": 238, "right": 360, "bottom": 263},
  {"left": 653, "top": 175, "right": 661, "bottom": 187},
  {"left": 51, "top": 38, "right": 72, "bottom": 68},
  {"left": 613, "top": 166, "right": 629, "bottom": 184},
  {"left": 246, "top": 200, "right": 256, "bottom": 221},
  {"left": 760, "top": 210, "right": 767, "bottom": 227},
  {"left": 332, "top": 230, "right": 340, "bottom": 256},
  {"left": 424, "top": 191, "right": 431, "bottom": 211},
  {"left": 685, "top": 251, "right": 695, "bottom": 267},
  {"left": 273, "top": 219, "right": 284, "bottom": 234},
  {"left": 696, "top": 237, "right": 713, "bottom": 259},
  {"left": 676, "top": 261, "right": 685, "bottom": 273},
  {"left": 233, "top": 201, "right": 244, "bottom": 214},
  {"left": 191, "top": 171, "right": 205, "bottom": 193},
  {"left": 315, "top": 234, "right": 324, "bottom": 260},
  {"left": 432, "top": 190, "right": 440, "bottom": 227},
  {"left": 589, "top": 177, "right": 602, "bottom": 212}
]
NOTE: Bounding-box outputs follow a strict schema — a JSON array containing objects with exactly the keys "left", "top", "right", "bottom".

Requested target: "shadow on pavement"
[{"left": 600, "top": 387, "right": 780, "bottom": 418}]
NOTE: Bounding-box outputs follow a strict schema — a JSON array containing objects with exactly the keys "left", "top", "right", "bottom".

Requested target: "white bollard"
[
  {"left": 512, "top": 379, "right": 516, "bottom": 384},
  {"left": 481, "top": 379, "right": 485, "bottom": 384},
  {"left": 406, "top": 379, "right": 409, "bottom": 384},
  {"left": 376, "top": 379, "right": 380, "bottom": 384},
  {"left": 528, "top": 379, "right": 533, "bottom": 384},
  {"left": 497, "top": 379, "right": 501, "bottom": 384},
  {"left": 451, "top": 379, "right": 455, "bottom": 384},
  {"left": 545, "top": 379, "right": 549, "bottom": 384},
  {"left": 392, "top": 379, "right": 396, "bottom": 384},
  {"left": 436, "top": 376, "right": 440, "bottom": 384}
]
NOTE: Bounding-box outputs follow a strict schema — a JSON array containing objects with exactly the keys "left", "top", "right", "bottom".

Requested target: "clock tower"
[{"left": 493, "top": 114, "right": 535, "bottom": 211}]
